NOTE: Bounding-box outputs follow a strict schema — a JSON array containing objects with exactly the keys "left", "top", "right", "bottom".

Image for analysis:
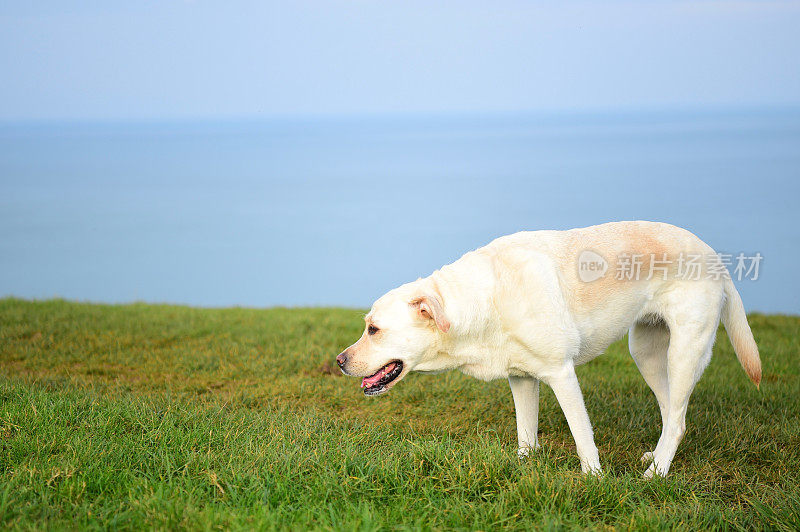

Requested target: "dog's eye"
[{"left": 368, "top": 325, "right": 379, "bottom": 336}]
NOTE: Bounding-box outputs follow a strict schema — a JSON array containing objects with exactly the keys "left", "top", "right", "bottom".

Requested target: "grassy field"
[{"left": 1, "top": 298, "right": 799, "bottom": 530}]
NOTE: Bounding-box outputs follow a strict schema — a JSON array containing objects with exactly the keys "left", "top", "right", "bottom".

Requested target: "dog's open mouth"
[{"left": 360, "top": 361, "right": 403, "bottom": 396}]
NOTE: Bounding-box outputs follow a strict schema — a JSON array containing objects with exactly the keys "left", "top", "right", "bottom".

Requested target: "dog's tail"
[{"left": 721, "top": 277, "right": 761, "bottom": 388}]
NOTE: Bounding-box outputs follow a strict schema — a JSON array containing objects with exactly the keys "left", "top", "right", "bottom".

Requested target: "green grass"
[{"left": 1, "top": 298, "right": 799, "bottom": 530}]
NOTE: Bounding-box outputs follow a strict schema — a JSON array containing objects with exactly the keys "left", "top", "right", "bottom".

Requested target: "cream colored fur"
[{"left": 338, "top": 221, "right": 761, "bottom": 477}]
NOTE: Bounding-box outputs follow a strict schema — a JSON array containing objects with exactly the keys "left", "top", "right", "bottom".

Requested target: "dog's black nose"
[{"left": 336, "top": 352, "right": 348, "bottom": 368}]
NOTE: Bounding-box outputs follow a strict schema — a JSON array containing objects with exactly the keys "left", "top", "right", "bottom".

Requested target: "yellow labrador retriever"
[{"left": 336, "top": 221, "right": 760, "bottom": 477}]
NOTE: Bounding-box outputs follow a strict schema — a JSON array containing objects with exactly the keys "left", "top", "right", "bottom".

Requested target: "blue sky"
[{"left": 1, "top": 1, "right": 799, "bottom": 120}]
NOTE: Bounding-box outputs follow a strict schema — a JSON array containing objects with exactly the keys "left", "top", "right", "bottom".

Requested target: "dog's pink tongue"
[{"left": 361, "top": 362, "right": 396, "bottom": 388}]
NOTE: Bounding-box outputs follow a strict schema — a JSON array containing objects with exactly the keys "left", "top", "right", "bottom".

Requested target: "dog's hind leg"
[
  {"left": 544, "top": 363, "right": 602, "bottom": 475},
  {"left": 509, "top": 375, "right": 540, "bottom": 458},
  {"left": 644, "top": 306, "right": 719, "bottom": 478},
  {"left": 629, "top": 319, "right": 671, "bottom": 464}
]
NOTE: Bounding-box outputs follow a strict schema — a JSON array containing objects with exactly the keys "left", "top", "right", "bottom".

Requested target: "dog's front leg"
[
  {"left": 545, "top": 364, "right": 602, "bottom": 475},
  {"left": 508, "top": 375, "right": 540, "bottom": 458}
]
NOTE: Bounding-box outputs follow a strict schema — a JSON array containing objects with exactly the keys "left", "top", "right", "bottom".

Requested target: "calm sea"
[{"left": 1, "top": 109, "right": 798, "bottom": 313}]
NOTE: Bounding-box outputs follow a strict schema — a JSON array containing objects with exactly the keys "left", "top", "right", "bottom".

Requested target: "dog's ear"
[{"left": 411, "top": 294, "right": 450, "bottom": 333}]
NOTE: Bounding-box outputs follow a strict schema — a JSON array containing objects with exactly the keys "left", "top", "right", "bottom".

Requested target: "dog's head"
[{"left": 336, "top": 281, "right": 450, "bottom": 396}]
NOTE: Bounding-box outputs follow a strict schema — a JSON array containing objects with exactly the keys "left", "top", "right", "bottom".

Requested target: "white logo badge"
[{"left": 577, "top": 250, "right": 608, "bottom": 283}]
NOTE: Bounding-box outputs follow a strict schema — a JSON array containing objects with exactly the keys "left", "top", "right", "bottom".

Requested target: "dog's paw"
[
  {"left": 643, "top": 462, "right": 668, "bottom": 479},
  {"left": 640, "top": 451, "right": 654, "bottom": 464},
  {"left": 582, "top": 464, "right": 604, "bottom": 477},
  {"left": 517, "top": 442, "right": 540, "bottom": 459}
]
